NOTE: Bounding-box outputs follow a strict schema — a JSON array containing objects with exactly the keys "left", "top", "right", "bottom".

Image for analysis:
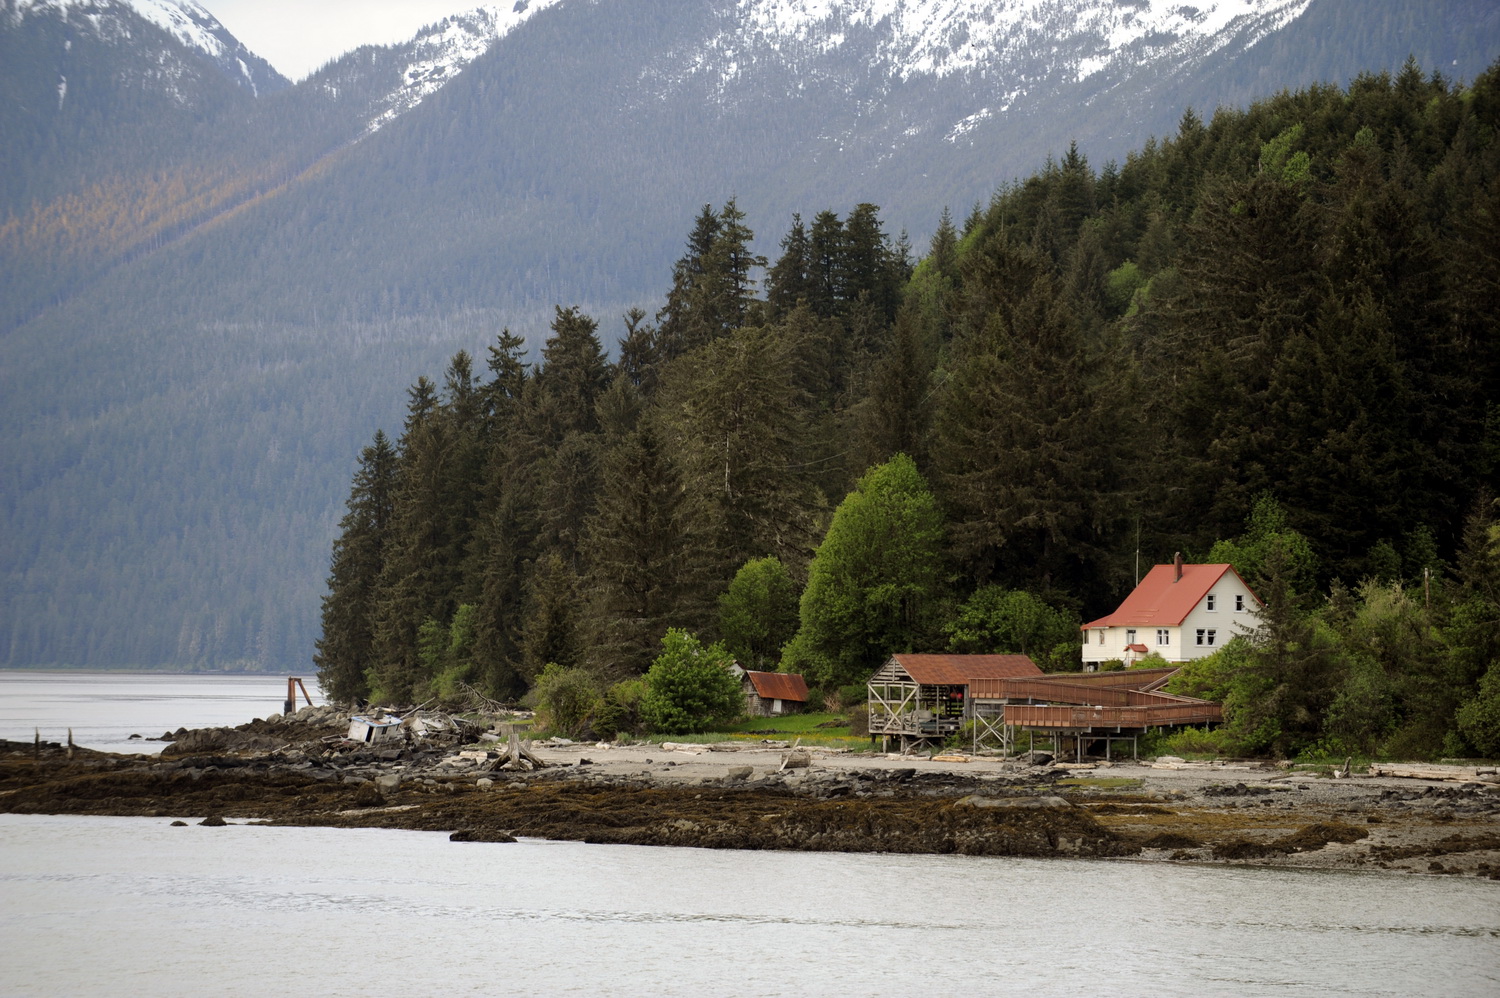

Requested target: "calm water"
[
  {"left": 1, "top": 815, "right": 1496, "bottom": 997},
  {"left": 0, "top": 670, "right": 324, "bottom": 753},
  {"left": 1, "top": 674, "right": 1497, "bottom": 996}
]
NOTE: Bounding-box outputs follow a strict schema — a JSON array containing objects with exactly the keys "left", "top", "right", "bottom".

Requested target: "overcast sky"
[{"left": 209, "top": 1, "right": 469, "bottom": 80}]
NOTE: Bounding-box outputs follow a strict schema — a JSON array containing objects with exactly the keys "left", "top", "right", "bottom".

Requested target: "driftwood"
[
  {"left": 458, "top": 681, "right": 509, "bottom": 714},
  {"left": 1368, "top": 762, "right": 1493, "bottom": 783},
  {"left": 487, "top": 725, "right": 546, "bottom": 772}
]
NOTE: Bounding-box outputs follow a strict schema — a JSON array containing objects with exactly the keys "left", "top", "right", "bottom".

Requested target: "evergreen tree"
[
  {"left": 935, "top": 236, "right": 1120, "bottom": 597},
  {"left": 314, "top": 429, "right": 396, "bottom": 703},
  {"left": 765, "top": 213, "right": 811, "bottom": 320},
  {"left": 534, "top": 306, "right": 611, "bottom": 442},
  {"left": 519, "top": 549, "right": 582, "bottom": 682},
  {"left": 582, "top": 420, "right": 694, "bottom": 675},
  {"left": 657, "top": 324, "right": 824, "bottom": 588},
  {"left": 655, "top": 204, "right": 722, "bottom": 360}
]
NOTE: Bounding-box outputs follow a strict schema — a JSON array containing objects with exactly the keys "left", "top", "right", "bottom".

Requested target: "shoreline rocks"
[{"left": 3, "top": 719, "right": 1499, "bottom": 877}]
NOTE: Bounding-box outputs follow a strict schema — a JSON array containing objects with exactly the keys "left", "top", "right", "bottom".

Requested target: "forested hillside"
[
  {"left": 5, "top": 1, "right": 1498, "bottom": 675},
  {"left": 316, "top": 63, "right": 1500, "bottom": 760}
]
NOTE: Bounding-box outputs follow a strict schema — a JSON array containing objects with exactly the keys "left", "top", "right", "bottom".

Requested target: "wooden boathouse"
[
  {"left": 867, "top": 653, "right": 1043, "bottom": 752},
  {"left": 968, "top": 668, "right": 1222, "bottom": 759}
]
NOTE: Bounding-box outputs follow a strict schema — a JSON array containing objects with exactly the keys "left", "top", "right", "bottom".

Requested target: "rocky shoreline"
[{"left": 4, "top": 706, "right": 1499, "bottom": 877}]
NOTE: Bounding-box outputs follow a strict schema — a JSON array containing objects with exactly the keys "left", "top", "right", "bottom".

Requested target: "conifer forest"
[{"left": 316, "top": 63, "right": 1500, "bottom": 760}]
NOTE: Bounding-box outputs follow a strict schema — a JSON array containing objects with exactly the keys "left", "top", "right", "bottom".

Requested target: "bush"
[
  {"left": 529, "top": 664, "right": 603, "bottom": 739},
  {"left": 1142, "top": 726, "right": 1232, "bottom": 758},
  {"left": 594, "top": 678, "right": 646, "bottom": 740},
  {"left": 641, "top": 630, "right": 744, "bottom": 735},
  {"left": 837, "top": 682, "right": 868, "bottom": 707}
]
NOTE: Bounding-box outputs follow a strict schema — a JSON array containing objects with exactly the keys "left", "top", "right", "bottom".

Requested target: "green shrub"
[
  {"left": 530, "top": 663, "right": 604, "bottom": 739},
  {"left": 594, "top": 678, "right": 646, "bottom": 740},
  {"left": 641, "top": 629, "right": 744, "bottom": 735}
]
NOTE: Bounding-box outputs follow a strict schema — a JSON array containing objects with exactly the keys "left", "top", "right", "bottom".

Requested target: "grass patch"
[
  {"left": 633, "top": 715, "right": 868, "bottom": 751},
  {"left": 724, "top": 713, "right": 853, "bottom": 736},
  {"left": 1057, "top": 777, "right": 1144, "bottom": 789}
]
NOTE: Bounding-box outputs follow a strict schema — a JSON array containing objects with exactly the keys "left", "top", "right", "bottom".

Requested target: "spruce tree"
[
  {"left": 581, "top": 420, "right": 693, "bottom": 674},
  {"left": 935, "top": 236, "right": 1120, "bottom": 597},
  {"left": 314, "top": 430, "right": 396, "bottom": 704}
]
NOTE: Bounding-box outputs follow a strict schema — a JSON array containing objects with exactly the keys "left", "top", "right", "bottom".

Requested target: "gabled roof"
[
  {"left": 744, "top": 671, "right": 809, "bottom": 702},
  {"left": 1081, "top": 563, "right": 1260, "bottom": 629},
  {"left": 888, "top": 653, "right": 1042, "bottom": 685}
]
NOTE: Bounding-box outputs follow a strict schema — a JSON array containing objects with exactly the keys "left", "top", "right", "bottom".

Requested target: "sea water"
[
  {"left": 0, "top": 815, "right": 1496, "bottom": 997},
  {"left": 0, "top": 670, "right": 324, "bottom": 753}
]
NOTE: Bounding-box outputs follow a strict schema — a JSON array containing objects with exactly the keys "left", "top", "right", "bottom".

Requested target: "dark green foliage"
[
  {"left": 935, "top": 237, "right": 1122, "bottom": 598},
  {"left": 301, "top": 65, "right": 1500, "bottom": 756},
  {"left": 314, "top": 430, "right": 396, "bottom": 703},
  {"left": 640, "top": 629, "right": 744, "bottom": 735},
  {"left": 583, "top": 420, "right": 694, "bottom": 675},
  {"left": 519, "top": 550, "right": 583, "bottom": 684}
]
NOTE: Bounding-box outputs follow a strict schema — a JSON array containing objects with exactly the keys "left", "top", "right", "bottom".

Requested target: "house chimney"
[{"left": 1174, "top": 551, "right": 1183, "bottom": 582}]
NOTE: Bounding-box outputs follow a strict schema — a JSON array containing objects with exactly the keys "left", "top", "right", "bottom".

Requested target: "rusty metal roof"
[
  {"left": 745, "top": 671, "right": 809, "bottom": 702},
  {"left": 889, "top": 653, "right": 1042, "bottom": 685}
]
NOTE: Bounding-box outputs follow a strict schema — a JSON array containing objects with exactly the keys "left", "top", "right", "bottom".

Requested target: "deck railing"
[{"left": 1002, "top": 701, "right": 1222, "bottom": 730}]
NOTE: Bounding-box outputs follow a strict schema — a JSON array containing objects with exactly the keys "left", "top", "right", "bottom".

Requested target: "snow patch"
[
  {"left": 732, "top": 0, "right": 1312, "bottom": 83},
  {"left": 364, "top": 0, "right": 567, "bottom": 132},
  {"left": 945, "top": 106, "right": 991, "bottom": 142}
]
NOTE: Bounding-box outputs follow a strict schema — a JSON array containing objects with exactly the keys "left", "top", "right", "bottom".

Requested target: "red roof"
[
  {"left": 1125, "top": 643, "right": 1149, "bottom": 653},
  {"left": 889, "top": 654, "right": 1042, "bottom": 685},
  {"left": 745, "top": 671, "right": 809, "bottom": 702},
  {"left": 1081, "top": 563, "right": 1259, "bottom": 629}
]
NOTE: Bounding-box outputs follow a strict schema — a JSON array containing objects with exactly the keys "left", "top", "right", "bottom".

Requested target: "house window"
[
  {"left": 1126, "top": 629, "right": 1136, "bottom": 645},
  {"left": 1097, "top": 629, "right": 1104, "bottom": 645},
  {"left": 1157, "top": 629, "right": 1169, "bottom": 646},
  {"left": 1196, "top": 629, "right": 1218, "bottom": 646},
  {"left": 1206, "top": 593, "right": 1217, "bottom": 611},
  {"left": 1235, "top": 594, "right": 1245, "bottom": 611}
]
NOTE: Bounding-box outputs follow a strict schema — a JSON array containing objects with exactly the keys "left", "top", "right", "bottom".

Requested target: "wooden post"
[
  {"left": 67, "top": 727, "right": 74, "bottom": 760},
  {"left": 34, "top": 727, "right": 39, "bottom": 759}
]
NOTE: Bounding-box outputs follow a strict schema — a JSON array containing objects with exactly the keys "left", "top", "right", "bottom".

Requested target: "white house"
[{"left": 1080, "top": 557, "right": 1262, "bottom": 670}]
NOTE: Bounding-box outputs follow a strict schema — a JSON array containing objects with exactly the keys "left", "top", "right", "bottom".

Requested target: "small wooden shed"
[
  {"left": 742, "top": 671, "right": 810, "bottom": 717},
  {"left": 867, "top": 653, "right": 1042, "bottom": 751}
]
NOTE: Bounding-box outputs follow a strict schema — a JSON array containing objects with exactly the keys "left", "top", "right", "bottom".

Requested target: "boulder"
[
  {"left": 780, "top": 749, "right": 812, "bottom": 771},
  {"left": 352, "top": 783, "right": 386, "bottom": 807}
]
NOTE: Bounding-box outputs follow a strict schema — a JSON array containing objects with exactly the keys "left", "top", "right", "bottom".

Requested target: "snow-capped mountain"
[
  {"left": 331, "top": 0, "right": 1317, "bottom": 135},
  {"left": 345, "top": 0, "right": 566, "bottom": 132},
  {"left": 727, "top": 0, "right": 1311, "bottom": 84},
  {"left": 4, "top": 0, "right": 285, "bottom": 97}
]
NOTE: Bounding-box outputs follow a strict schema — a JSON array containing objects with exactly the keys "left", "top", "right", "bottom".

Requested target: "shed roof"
[
  {"left": 745, "top": 671, "right": 809, "bottom": 702},
  {"left": 888, "top": 653, "right": 1042, "bottom": 685},
  {"left": 1081, "top": 563, "right": 1260, "bottom": 629}
]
